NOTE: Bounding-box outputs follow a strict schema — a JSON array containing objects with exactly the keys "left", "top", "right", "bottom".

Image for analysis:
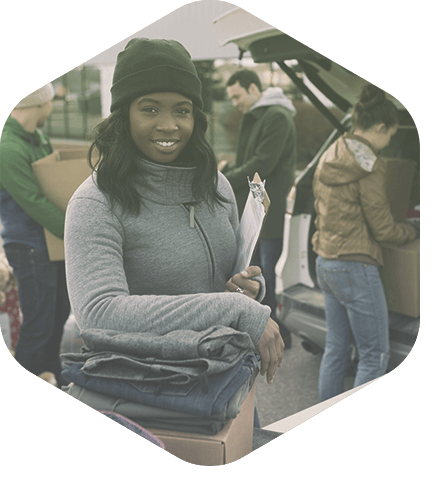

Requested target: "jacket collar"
[
  {"left": 344, "top": 132, "right": 379, "bottom": 155},
  {"left": 244, "top": 106, "right": 266, "bottom": 120},
  {"left": 4, "top": 116, "right": 45, "bottom": 147},
  {"left": 134, "top": 156, "right": 196, "bottom": 205}
]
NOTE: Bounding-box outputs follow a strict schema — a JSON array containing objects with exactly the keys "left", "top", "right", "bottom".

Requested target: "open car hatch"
[{"left": 213, "top": 6, "right": 404, "bottom": 128}]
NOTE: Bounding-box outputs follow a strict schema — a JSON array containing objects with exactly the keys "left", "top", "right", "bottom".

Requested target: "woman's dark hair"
[
  {"left": 88, "top": 104, "right": 229, "bottom": 215},
  {"left": 351, "top": 84, "right": 399, "bottom": 131}
]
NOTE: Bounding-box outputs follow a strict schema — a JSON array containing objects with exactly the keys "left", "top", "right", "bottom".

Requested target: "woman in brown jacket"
[{"left": 312, "top": 84, "right": 418, "bottom": 401}]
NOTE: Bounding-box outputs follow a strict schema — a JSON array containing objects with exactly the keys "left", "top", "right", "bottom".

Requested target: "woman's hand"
[
  {"left": 226, "top": 267, "right": 283, "bottom": 382},
  {"left": 256, "top": 318, "right": 285, "bottom": 384},
  {"left": 225, "top": 266, "right": 261, "bottom": 300}
]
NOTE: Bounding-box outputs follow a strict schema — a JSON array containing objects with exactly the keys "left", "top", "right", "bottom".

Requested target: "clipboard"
[{"left": 232, "top": 172, "right": 271, "bottom": 275}]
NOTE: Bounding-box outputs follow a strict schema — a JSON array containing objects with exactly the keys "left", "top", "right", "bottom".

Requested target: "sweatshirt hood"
[
  {"left": 317, "top": 134, "right": 379, "bottom": 186},
  {"left": 250, "top": 87, "right": 296, "bottom": 115}
]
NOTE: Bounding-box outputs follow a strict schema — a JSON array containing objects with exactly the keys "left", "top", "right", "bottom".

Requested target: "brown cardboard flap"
[
  {"left": 32, "top": 149, "right": 95, "bottom": 212},
  {"left": 32, "top": 149, "right": 96, "bottom": 260},
  {"left": 148, "top": 385, "right": 255, "bottom": 465},
  {"left": 384, "top": 158, "right": 416, "bottom": 222},
  {"left": 380, "top": 239, "right": 420, "bottom": 318}
]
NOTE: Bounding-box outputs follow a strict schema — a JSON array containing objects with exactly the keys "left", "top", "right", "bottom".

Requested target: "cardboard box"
[
  {"left": 148, "top": 385, "right": 255, "bottom": 466},
  {"left": 32, "top": 148, "right": 95, "bottom": 261},
  {"left": 384, "top": 158, "right": 416, "bottom": 222},
  {"left": 380, "top": 239, "right": 420, "bottom": 318},
  {"left": 379, "top": 158, "right": 419, "bottom": 317}
]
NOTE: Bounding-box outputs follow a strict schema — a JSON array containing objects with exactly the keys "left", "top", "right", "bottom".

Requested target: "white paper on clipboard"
[{"left": 232, "top": 173, "right": 270, "bottom": 275}]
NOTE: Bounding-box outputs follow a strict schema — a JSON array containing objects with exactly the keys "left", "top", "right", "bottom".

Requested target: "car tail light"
[{"left": 286, "top": 183, "right": 297, "bottom": 215}]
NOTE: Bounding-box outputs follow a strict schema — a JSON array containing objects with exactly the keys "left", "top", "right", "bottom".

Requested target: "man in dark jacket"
[
  {"left": 222, "top": 69, "right": 297, "bottom": 345},
  {"left": 0, "top": 83, "right": 70, "bottom": 386}
]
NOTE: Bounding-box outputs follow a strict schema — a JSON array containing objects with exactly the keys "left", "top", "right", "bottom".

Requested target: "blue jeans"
[
  {"left": 62, "top": 352, "right": 260, "bottom": 417},
  {"left": 4, "top": 243, "right": 70, "bottom": 381},
  {"left": 316, "top": 256, "right": 390, "bottom": 402},
  {"left": 252, "top": 238, "right": 283, "bottom": 321},
  {"left": 252, "top": 238, "right": 283, "bottom": 428}
]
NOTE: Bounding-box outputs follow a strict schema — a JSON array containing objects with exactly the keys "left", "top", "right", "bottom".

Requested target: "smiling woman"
[
  {"left": 129, "top": 93, "right": 194, "bottom": 165},
  {"left": 63, "top": 37, "right": 285, "bottom": 436},
  {"left": 86, "top": 38, "right": 228, "bottom": 216}
]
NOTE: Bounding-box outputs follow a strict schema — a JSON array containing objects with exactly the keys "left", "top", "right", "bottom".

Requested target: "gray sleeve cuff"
[{"left": 251, "top": 273, "right": 266, "bottom": 303}]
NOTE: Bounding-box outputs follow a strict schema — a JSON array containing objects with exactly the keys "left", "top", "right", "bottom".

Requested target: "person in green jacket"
[
  {"left": 222, "top": 69, "right": 297, "bottom": 346},
  {"left": 0, "top": 83, "right": 70, "bottom": 386}
]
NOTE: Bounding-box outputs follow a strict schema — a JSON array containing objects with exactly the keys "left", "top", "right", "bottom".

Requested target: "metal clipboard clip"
[{"left": 247, "top": 176, "right": 266, "bottom": 204}]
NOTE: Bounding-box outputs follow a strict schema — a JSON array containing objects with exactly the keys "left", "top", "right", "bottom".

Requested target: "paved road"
[{"left": 255, "top": 334, "right": 354, "bottom": 428}]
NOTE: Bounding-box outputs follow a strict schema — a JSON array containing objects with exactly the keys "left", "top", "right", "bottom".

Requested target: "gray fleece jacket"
[{"left": 65, "top": 157, "right": 271, "bottom": 348}]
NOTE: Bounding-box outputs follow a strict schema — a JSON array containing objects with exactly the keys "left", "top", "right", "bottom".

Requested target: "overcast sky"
[{"left": 84, "top": 1, "right": 245, "bottom": 64}]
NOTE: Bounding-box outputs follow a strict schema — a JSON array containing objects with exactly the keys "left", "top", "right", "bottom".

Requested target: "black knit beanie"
[{"left": 110, "top": 38, "right": 203, "bottom": 112}]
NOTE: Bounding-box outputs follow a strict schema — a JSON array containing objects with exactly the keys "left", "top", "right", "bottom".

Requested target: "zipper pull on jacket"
[{"left": 190, "top": 205, "right": 195, "bottom": 228}]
